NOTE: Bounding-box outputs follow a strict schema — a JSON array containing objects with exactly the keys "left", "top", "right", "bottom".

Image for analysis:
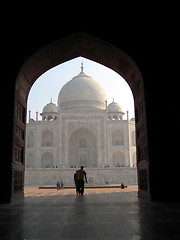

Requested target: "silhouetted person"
[
  {"left": 120, "top": 183, "right": 125, "bottom": 189},
  {"left": 74, "top": 170, "right": 79, "bottom": 194},
  {"left": 76, "top": 166, "right": 87, "bottom": 195},
  {"left": 57, "top": 180, "right": 60, "bottom": 190},
  {"left": 120, "top": 183, "right": 127, "bottom": 189}
]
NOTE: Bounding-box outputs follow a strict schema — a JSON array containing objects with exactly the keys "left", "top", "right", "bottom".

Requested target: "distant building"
[{"left": 25, "top": 65, "right": 137, "bottom": 185}]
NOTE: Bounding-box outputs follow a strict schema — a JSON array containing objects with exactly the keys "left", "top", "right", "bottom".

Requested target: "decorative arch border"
[
  {"left": 41, "top": 129, "right": 54, "bottom": 146},
  {"left": 13, "top": 32, "right": 150, "bottom": 201},
  {"left": 67, "top": 121, "right": 99, "bottom": 138}
]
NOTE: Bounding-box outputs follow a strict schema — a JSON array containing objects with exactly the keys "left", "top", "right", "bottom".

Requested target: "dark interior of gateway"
[
  {"left": 0, "top": 15, "right": 179, "bottom": 239},
  {"left": 3, "top": 31, "right": 178, "bottom": 203}
]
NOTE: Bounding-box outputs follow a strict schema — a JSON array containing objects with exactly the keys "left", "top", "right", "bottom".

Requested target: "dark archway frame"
[{"left": 13, "top": 32, "right": 149, "bottom": 202}]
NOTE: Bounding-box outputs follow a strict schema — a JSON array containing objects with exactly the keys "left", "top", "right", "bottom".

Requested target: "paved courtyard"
[
  {"left": 0, "top": 185, "right": 180, "bottom": 239},
  {"left": 25, "top": 184, "right": 138, "bottom": 196}
]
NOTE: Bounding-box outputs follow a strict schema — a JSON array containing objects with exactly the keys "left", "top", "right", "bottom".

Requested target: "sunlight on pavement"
[{"left": 24, "top": 185, "right": 138, "bottom": 197}]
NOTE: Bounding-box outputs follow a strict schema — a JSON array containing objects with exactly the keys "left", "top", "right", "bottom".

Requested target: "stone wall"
[{"left": 25, "top": 167, "right": 137, "bottom": 186}]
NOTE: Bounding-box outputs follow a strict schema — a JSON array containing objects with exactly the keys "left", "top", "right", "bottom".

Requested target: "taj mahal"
[{"left": 25, "top": 64, "right": 137, "bottom": 185}]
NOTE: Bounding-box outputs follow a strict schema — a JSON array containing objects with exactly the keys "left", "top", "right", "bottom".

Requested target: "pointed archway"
[
  {"left": 68, "top": 127, "right": 97, "bottom": 167},
  {"left": 12, "top": 32, "right": 149, "bottom": 202}
]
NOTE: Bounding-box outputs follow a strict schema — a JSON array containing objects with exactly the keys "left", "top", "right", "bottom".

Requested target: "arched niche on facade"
[
  {"left": 112, "top": 151, "right": 125, "bottom": 167},
  {"left": 41, "top": 130, "right": 54, "bottom": 146},
  {"left": 41, "top": 152, "right": 54, "bottom": 168},
  {"left": 112, "top": 129, "right": 124, "bottom": 146},
  {"left": 13, "top": 32, "right": 149, "bottom": 201},
  {"left": 68, "top": 127, "right": 97, "bottom": 167}
]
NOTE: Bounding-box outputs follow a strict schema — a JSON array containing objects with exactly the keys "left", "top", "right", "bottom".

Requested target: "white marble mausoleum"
[{"left": 25, "top": 64, "right": 137, "bottom": 185}]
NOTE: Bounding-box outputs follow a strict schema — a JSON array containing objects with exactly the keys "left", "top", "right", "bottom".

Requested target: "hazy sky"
[{"left": 27, "top": 57, "right": 135, "bottom": 121}]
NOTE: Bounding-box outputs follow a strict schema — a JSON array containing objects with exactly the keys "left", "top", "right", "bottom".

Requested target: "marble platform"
[{"left": 25, "top": 167, "right": 137, "bottom": 186}]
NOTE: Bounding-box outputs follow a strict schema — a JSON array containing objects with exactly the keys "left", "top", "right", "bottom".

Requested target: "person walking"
[
  {"left": 74, "top": 170, "right": 79, "bottom": 194},
  {"left": 76, "top": 166, "right": 87, "bottom": 195},
  {"left": 56, "top": 180, "right": 60, "bottom": 190}
]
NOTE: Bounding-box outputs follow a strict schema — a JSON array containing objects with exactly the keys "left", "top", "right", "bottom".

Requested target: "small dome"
[
  {"left": 107, "top": 101, "right": 124, "bottom": 114},
  {"left": 42, "top": 102, "right": 58, "bottom": 113},
  {"left": 58, "top": 65, "right": 107, "bottom": 110}
]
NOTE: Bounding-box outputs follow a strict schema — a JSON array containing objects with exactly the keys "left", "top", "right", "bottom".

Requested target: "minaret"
[
  {"left": 126, "top": 110, "right": 129, "bottom": 120},
  {"left": 81, "top": 62, "right": 84, "bottom": 72},
  {"left": 36, "top": 111, "right": 38, "bottom": 121}
]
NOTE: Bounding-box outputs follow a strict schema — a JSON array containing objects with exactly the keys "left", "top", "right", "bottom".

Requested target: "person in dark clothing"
[
  {"left": 74, "top": 170, "right": 79, "bottom": 194},
  {"left": 76, "top": 166, "right": 87, "bottom": 195},
  {"left": 120, "top": 183, "right": 127, "bottom": 189},
  {"left": 120, "top": 183, "right": 125, "bottom": 189},
  {"left": 56, "top": 180, "right": 60, "bottom": 190}
]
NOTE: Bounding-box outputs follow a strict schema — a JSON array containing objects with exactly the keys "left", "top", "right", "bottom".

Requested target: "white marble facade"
[{"left": 25, "top": 65, "right": 137, "bottom": 185}]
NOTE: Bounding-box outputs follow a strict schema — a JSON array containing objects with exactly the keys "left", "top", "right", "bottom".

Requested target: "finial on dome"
[
  {"left": 50, "top": 98, "right": 52, "bottom": 103},
  {"left": 113, "top": 98, "right": 114, "bottom": 102},
  {"left": 28, "top": 110, "right": 31, "bottom": 122},
  {"left": 81, "top": 62, "right": 84, "bottom": 72}
]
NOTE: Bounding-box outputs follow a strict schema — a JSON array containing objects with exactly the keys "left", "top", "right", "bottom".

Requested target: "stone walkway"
[
  {"left": 25, "top": 184, "right": 138, "bottom": 196},
  {"left": 0, "top": 185, "right": 180, "bottom": 239}
]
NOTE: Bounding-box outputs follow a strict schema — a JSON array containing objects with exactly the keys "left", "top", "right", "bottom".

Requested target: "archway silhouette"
[{"left": 13, "top": 32, "right": 149, "bottom": 202}]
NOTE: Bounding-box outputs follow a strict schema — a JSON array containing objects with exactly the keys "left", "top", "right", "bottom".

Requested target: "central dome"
[{"left": 58, "top": 66, "right": 107, "bottom": 110}]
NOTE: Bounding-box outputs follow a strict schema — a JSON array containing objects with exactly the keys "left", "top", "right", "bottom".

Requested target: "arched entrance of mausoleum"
[
  {"left": 68, "top": 127, "right": 97, "bottom": 168},
  {"left": 13, "top": 32, "right": 149, "bottom": 202}
]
